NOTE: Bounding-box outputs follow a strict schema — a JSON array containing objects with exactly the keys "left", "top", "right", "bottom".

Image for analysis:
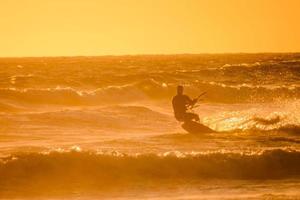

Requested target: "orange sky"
[{"left": 1, "top": 0, "right": 299, "bottom": 57}]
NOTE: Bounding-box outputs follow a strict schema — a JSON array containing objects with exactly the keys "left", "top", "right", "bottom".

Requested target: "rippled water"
[{"left": 0, "top": 54, "right": 300, "bottom": 199}]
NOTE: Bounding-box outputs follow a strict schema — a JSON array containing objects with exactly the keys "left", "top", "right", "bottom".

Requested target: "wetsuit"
[{"left": 172, "top": 94, "right": 200, "bottom": 122}]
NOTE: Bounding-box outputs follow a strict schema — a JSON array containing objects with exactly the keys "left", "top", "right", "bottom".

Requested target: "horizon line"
[{"left": 0, "top": 51, "right": 300, "bottom": 59}]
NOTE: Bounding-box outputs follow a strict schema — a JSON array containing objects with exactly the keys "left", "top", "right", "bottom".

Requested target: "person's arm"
[{"left": 185, "top": 95, "right": 197, "bottom": 106}]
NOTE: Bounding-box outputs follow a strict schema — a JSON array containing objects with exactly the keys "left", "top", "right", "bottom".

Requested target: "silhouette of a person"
[{"left": 172, "top": 85, "right": 200, "bottom": 122}]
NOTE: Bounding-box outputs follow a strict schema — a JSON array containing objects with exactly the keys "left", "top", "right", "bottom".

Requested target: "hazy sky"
[{"left": 1, "top": 0, "right": 299, "bottom": 57}]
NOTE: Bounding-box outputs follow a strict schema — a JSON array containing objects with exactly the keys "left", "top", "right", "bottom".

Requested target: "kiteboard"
[{"left": 182, "top": 121, "right": 215, "bottom": 134}]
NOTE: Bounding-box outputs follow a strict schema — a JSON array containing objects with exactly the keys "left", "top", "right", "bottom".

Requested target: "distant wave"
[
  {"left": 1, "top": 148, "right": 300, "bottom": 192},
  {"left": 0, "top": 79, "right": 300, "bottom": 108},
  {"left": 0, "top": 105, "right": 176, "bottom": 133},
  {"left": 0, "top": 101, "right": 24, "bottom": 112},
  {"left": 0, "top": 79, "right": 169, "bottom": 106},
  {"left": 1, "top": 103, "right": 299, "bottom": 134}
]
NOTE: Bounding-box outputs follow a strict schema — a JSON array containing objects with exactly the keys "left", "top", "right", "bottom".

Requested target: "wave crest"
[{"left": 1, "top": 148, "right": 300, "bottom": 187}]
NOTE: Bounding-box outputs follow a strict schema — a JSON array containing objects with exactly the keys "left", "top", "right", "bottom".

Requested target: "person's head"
[{"left": 177, "top": 85, "right": 184, "bottom": 95}]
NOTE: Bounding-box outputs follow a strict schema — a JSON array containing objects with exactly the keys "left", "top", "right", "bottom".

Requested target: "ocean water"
[{"left": 0, "top": 54, "right": 300, "bottom": 199}]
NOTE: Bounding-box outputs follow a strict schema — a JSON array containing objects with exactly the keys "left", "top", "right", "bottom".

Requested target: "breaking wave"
[
  {"left": 253, "top": 125, "right": 300, "bottom": 134},
  {"left": 1, "top": 148, "right": 300, "bottom": 191}
]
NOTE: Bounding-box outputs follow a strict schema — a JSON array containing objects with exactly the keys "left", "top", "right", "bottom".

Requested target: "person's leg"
[
  {"left": 183, "top": 112, "right": 200, "bottom": 122},
  {"left": 193, "top": 113, "right": 200, "bottom": 122},
  {"left": 191, "top": 113, "right": 200, "bottom": 122}
]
